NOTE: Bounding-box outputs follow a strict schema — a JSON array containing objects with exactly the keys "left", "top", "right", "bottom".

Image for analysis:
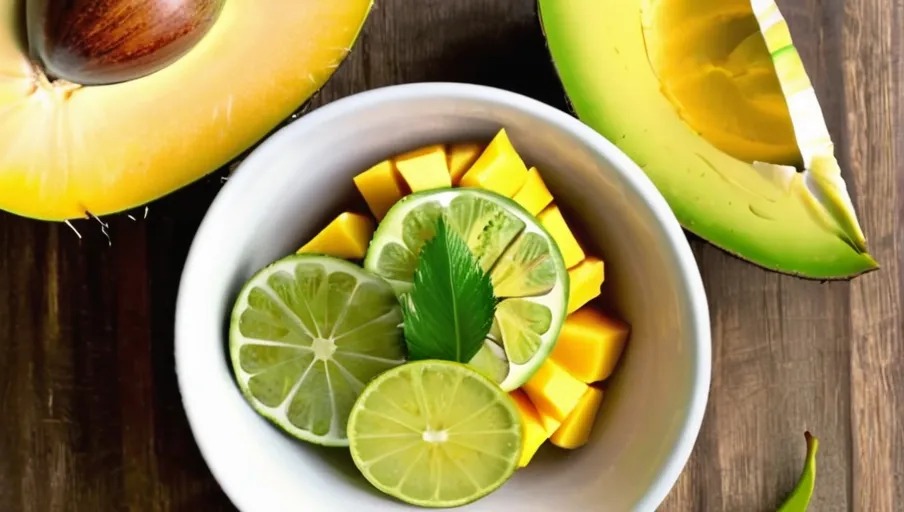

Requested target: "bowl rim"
[{"left": 174, "top": 81, "right": 711, "bottom": 512}]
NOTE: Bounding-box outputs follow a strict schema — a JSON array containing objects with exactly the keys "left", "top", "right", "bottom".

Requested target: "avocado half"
[
  {"left": 0, "top": 0, "right": 371, "bottom": 221},
  {"left": 538, "top": 0, "right": 878, "bottom": 279}
]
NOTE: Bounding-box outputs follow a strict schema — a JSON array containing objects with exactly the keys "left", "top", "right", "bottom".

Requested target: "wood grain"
[{"left": 0, "top": 0, "right": 900, "bottom": 511}]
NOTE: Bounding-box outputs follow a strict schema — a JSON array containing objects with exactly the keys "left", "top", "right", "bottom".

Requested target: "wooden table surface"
[{"left": 1, "top": 0, "right": 901, "bottom": 510}]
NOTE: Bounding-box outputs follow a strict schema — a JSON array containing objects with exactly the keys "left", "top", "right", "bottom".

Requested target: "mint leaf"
[{"left": 401, "top": 216, "right": 496, "bottom": 363}]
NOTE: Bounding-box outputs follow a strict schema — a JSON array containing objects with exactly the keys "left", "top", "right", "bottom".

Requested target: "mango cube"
[
  {"left": 512, "top": 167, "right": 554, "bottom": 216},
  {"left": 447, "top": 142, "right": 484, "bottom": 184},
  {"left": 522, "top": 359, "right": 587, "bottom": 423},
  {"left": 509, "top": 389, "right": 550, "bottom": 467},
  {"left": 395, "top": 144, "right": 452, "bottom": 192},
  {"left": 567, "top": 257, "right": 605, "bottom": 313},
  {"left": 459, "top": 128, "right": 528, "bottom": 197},
  {"left": 297, "top": 212, "right": 375, "bottom": 260},
  {"left": 534, "top": 401, "right": 563, "bottom": 435},
  {"left": 537, "top": 204, "right": 585, "bottom": 268},
  {"left": 550, "top": 386, "right": 604, "bottom": 449},
  {"left": 549, "top": 308, "right": 629, "bottom": 383},
  {"left": 353, "top": 160, "right": 407, "bottom": 220}
]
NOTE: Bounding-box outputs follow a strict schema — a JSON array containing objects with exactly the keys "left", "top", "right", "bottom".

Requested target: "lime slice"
[
  {"left": 347, "top": 360, "right": 522, "bottom": 508},
  {"left": 228, "top": 254, "right": 407, "bottom": 447},
  {"left": 363, "top": 188, "right": 569, "bottom": 391},
  {"left": 469, "top": 337, "right": 510, "bottom": 384}
]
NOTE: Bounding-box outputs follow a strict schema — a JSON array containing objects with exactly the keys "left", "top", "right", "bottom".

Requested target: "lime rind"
[
  {"left": 495, "top": 299, "right": 553, "bottom": 365},
  {"left": 229, "top": 254, "right": 406, "bottom": 447},
  {"left": 468, "top": 339, "right": 511, "bottom": 383},
  {"left": 347, "top": 360, "right": 523, "bottom": 508},
  {"left": 447, "top": 193, "right": 526, "bottom": 271},
  {"left": 364, "top": 188, "right": 570, "bottom": 391}
]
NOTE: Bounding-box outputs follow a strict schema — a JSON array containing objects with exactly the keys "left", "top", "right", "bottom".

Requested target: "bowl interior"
[{"left": 175, "top": 83, "right": 710, "bottom": 512}]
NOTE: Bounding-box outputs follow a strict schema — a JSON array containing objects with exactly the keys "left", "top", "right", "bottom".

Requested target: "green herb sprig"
[{"left": 400, "top": 216, "right": 497, "bottom": 363}]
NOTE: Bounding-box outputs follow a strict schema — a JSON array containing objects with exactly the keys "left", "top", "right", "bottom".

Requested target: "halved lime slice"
[
  {"left": 347, "top": 360, "right": 522, "bottom": 508},
  {"left": 363, "top": 188, "right": 569, "bottom": 391},
  {"left": 228, "top": 254, "right": 407, "bottom": 447}
]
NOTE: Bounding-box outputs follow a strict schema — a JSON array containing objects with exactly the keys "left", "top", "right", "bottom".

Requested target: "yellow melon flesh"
[
  {"left": 297, "top": 212, "right": 375, "bottom": 260},
  {"left": 549, "top": 308, "right": 629, "bottom": 383},
  {"left": 512, "top": 167, "right": 554, "bottom": 216},
  {"left": 394, "top": 144, "right": 452, "bottom": 192},
  {"left": 447, "top": 143, "right": 484, "bottom": 184},
  {"left": 354, "top": 160, "right": 408, "bottom": 221},
  {"left": 0, "top": 0, "right": 372, "bottom": 220},
  {"left": 522, "top": 359, "right": 588, "bottom": 423},
  {"left": 509, "top": 389, "right": 551, "bottom": 468},
  {"left": 567, "top": 257, "right": 605, "bottom": 313},
  {"left": 459, "top": 128, "right": 529, "bottom": 197},
  {"left": 537, "top": 204, "right": 586, "bottom": 268},
  {"left": 550, "top": 386, "right": 604, "bottom": 449}
]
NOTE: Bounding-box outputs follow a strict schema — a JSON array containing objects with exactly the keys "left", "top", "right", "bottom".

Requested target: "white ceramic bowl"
[{"left": 175, "top": 82, "right": 711, "bottom": 511}]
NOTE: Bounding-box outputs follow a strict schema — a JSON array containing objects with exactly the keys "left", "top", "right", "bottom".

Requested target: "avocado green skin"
[{"left": 537, "top": 0, "right": 878, "bottom": 280}]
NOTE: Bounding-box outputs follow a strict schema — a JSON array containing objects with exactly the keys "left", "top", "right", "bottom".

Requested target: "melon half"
[{"left": 0, "top": 0, "right": 372, "bottom": 220}]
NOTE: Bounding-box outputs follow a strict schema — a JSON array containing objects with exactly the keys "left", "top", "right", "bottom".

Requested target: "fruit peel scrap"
[{"left": 777, "top": 431, "right": 818, "bottom": 512}]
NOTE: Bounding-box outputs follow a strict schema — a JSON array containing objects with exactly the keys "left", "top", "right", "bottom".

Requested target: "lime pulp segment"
[
  {"left": 347, "top": 360, "right": 522, "bottom": 508},
  {"left": 363, "top": 188, "right": 569, "bottom": 391},
  {"left": 229, "top": 254, "right": 407, "bottom": 446}
]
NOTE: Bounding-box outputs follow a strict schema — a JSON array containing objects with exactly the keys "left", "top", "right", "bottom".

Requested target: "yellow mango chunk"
[
  {"left": 567, "top": 257, "right": 605, "bottom": 313},
  {"left": 537, "top": 204, "right": 585, "bottom": 268},
  {"left": 447, "top": 143, "right": 484, "bottom": 184},
  {"left": 509, "top": 390, "right": 550, "bottom": 467},
  {"left": 534, "top": 401, "right": 563, "bottom": 435},
  {"left": 522, "top": 359, "right": 588, "bottom": 423},
  {"left": 549, "top": 308, "right": 629, "bottom": 383},
  {"left": 512, "top": 167, "right": 554, "bottom": 216},
  {"left": 550, "top": 386, "right": 605, "bottom": 449},
  {"left": 394, "top": 144, "right": 452, "bottom": 192},
  {"left": 353, "top": 160, "right": 407, "bottom": 220},
  {"left": 297, "top": 212, "right": 375, "bottom": 260},
  {"left": 459, "top": 128, "right": 529, "bottom": 197}
]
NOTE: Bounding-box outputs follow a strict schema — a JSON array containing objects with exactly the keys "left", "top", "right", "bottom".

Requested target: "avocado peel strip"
[
  {"left": 777, "top": 431, "right": 818, "bottom": 512},
  {"left": 748, "top": 1, "right": 869, "bottom": 257}
]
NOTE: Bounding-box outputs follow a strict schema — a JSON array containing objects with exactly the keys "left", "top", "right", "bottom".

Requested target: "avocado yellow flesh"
[
  {"left": 538, "top": 0, "right": 877, "bottom": 278},
  {"left": 642, "top": 0, "right": 801, "bottom": 167},
  {"left": 0, "top": 0, "right": 371, "bottom": 221}
]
